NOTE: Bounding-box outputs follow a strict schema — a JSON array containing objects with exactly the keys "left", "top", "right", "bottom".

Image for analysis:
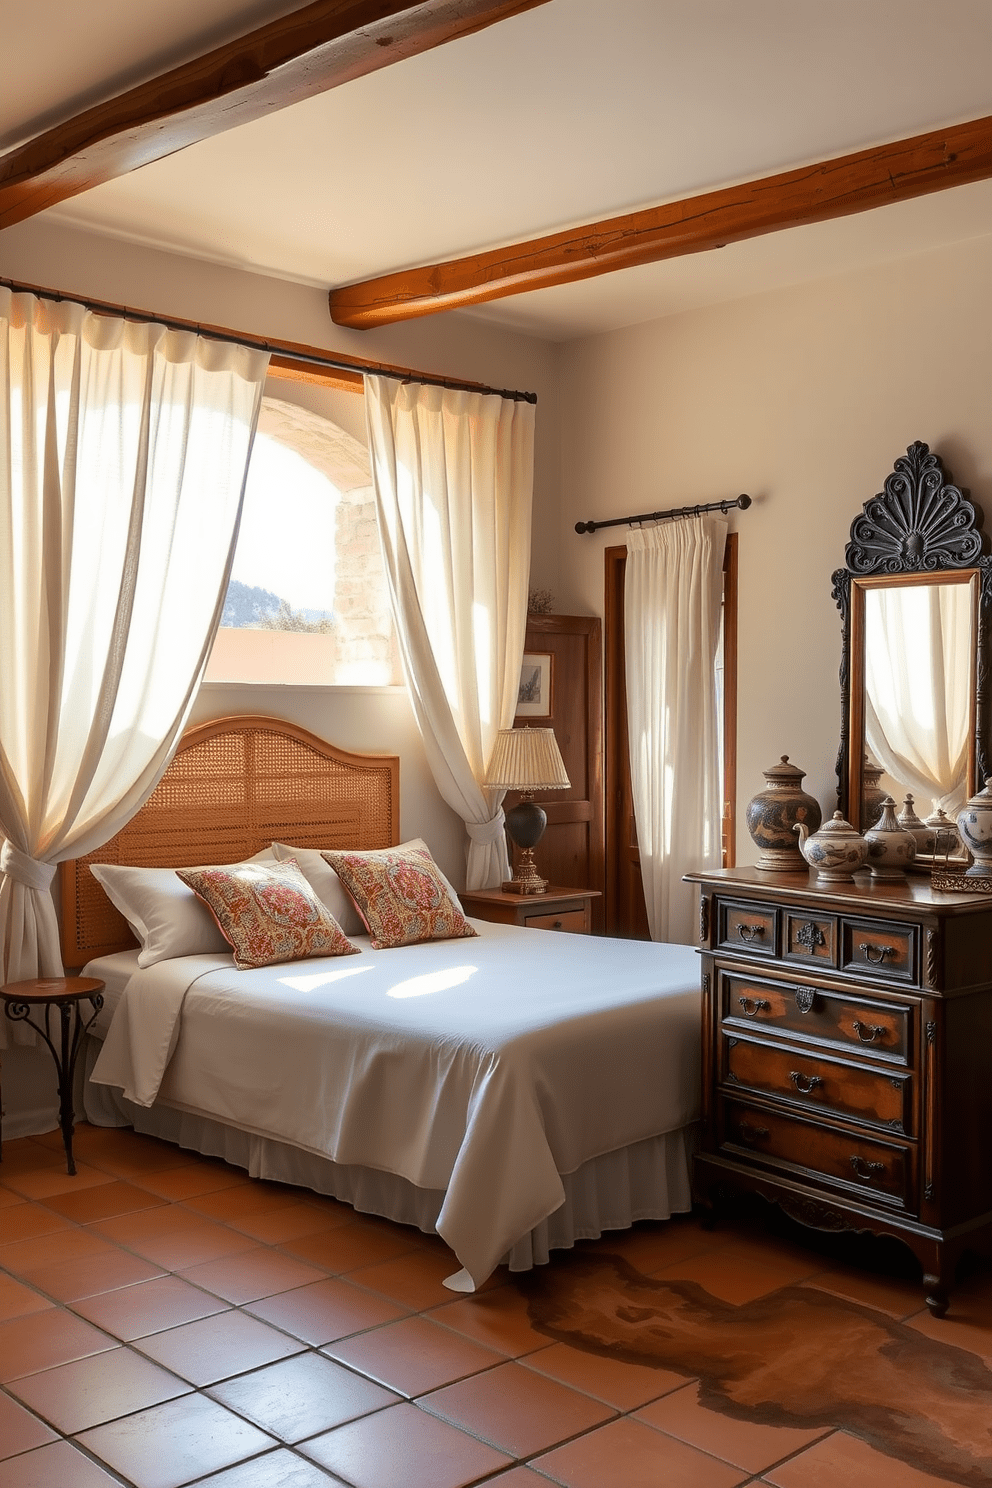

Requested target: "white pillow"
[
  {"left": 270, "top": 839, "right": 463, "bottom": 935},
  {"left": 90, "top": 847, "right": 279, "bottom": 967}
]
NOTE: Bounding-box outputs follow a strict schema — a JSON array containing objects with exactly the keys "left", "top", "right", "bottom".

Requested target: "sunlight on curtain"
[
  {"left": 364, "top": 376, "right": 534, "bottom": 889},
  {"left": 0, "top": 288, "right": 268, "bottom": 991},
  {"left": 625, "top": 516, "right": 727, "bottom": 943}
]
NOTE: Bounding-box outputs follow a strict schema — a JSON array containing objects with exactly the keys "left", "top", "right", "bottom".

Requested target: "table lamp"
[{"left": 484, "top": 727, "right": 570, "bottom": 894}]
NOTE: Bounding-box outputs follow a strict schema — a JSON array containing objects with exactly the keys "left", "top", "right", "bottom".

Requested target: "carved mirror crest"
[{"left": 833, "top": 441, "right": 992, "bottom": 835}]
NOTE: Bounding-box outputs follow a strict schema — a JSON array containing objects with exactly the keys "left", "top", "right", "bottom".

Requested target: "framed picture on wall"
[{"left": 517, "top": 652, "right": 553, "bottom": 718}]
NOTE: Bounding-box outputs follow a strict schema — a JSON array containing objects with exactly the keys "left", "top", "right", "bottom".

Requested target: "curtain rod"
[
  {"left": 0, "top": 277, "right": 537, "bottom": 406},
  {"left": 575, "top": 493, "right": 752, "bottom": 534}
]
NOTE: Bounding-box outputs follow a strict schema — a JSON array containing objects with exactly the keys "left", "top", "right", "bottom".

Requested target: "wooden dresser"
[{"left": 685, "top": 867, "right": 992, "bottom": 1316}]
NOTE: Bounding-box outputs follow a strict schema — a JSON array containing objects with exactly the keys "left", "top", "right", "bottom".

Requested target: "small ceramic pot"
[
  {"left": 923, "top": 806, "right": 962, "bottom": 858},
  {"left": 745, "top": 756, "right": 822, "bottom": 872},
  {"left": 864, "top": 796, "right": 916, "bottom": 878},
  {"left": 861, "top": 757, "right": 888, "bottom": 832},
  {"left": 795, "top": 811, "right": 870, "bottom": 881},
  {"left": 957, "top": 778, "right": 992, "bottom": 877},
  {"left": 897, "top": 795, "right": 931, "bottom": 854}
]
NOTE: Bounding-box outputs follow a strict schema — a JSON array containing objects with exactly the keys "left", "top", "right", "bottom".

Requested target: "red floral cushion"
[
  {"left": 176, "top": 858, "right": 359, "bottom": 969},
  {"left": 321, "top": 843, "right": 477, "bottom": 950}
]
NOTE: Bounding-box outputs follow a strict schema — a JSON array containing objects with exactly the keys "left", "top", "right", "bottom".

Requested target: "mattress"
[{"left": 87, "top": 920, "right": 702, "bottom": 1286}]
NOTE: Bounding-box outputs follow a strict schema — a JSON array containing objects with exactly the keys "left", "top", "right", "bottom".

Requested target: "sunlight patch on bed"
[
  {"left": 388, "top": 966, "right": 478, "bottom": 999},
  {"left": 278, "top": 964, "right": 375, "bottom": 992}
]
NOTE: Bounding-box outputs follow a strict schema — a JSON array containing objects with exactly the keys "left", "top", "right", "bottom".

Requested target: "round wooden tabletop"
[{"left": 1, "top": 976, "right": 105, "bottom": 1004}]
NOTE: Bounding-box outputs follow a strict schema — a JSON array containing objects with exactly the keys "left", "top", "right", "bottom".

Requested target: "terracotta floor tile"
[
  {"left": 0, "top": 1185, "right": 26, "bottom": 1208},
  {"left": 129, "top": 1163, "right": 250, "bottom": 1202},
  {"left": 763, "top": 1429, "right": 966, "bottom": 1487},
  {"left": 227, "top": 1201, "right": 352, "bottom": 1245},
  {"left": 282, "top": 1217, "right": 423, "bottom": 1272},
  {"left": 0, "top": 1273, "right": 54, "bottom": 1323},
  {"left": 193, "top": 1449, "right": 349, "bottom": 1486},
  {"left": 421, "top": 1357, "right": 615, "bottom": 1456},
  {"left": 520, "top": 1340, "right": 689, "bottom": 1410},
  {"left": 133, "top": 1307, "right": 305, "bottom": 1386},
  {"left": 0, "top": 1201, "right": 72, "bottom": 1242},
  {"left": 176, "top": 1246, "right": 326, "bottom": 1304},
  {"left": 533, "top": 1415, "right": 749, "bottom": 1487},
  {"left": 245, "top": 1275, "right": 409, "bottom": 1345},
  {"left": 427, "top": 1283, "right": 552, "bottom": 1357},
  {"left": 0, "top": 1391, "right": 59, "bottom": 1459},
  {"left": 182, "top": 1182, "right": 301, "bottom": 1223},
  {"left": 484, "top": 1471, "right": 555, "bottom": 1486},
  {"left": 0, "top": 1308, "right": 116, "bottom": 1382},
  {"left": 0, "top": 1139, "right": 64, "bottom": 1174},
  {"left": 347, "top": 1248, "right": 469, "bottom": 1311},
  {"left": 8, "top": 1345, "right": 191, "bottom": 1433},
  {"left": 650, "top": 1249, "right": 819, "bottom": 1305},
  {"left": 0, "top": 1162, "right": 113, "bottom": 1199},
  {"left": 93, "top": 1209, "right": 257, "bottom": 1269},
  {"left": 636, "top": 1381, "right": 831, "bottom": 1472},
  {"left": 325, "top": 1313, "right": 506, "bottom": 1397},
  {"left": 299, "top": 1400, "right": 512, "bottom": 1488},
  {"left": 802, "top": 1267, "right": 926, "bottom": 1319},
  {"left": 40, "top": 1179, "right": 167, "bottom": 1224},
  {"left": 19, "top": 1245, "right": 166, "bottom": 1302},
  {"left": 0, "top": 1438, "right": 123, "bottom": 1486},
  {"left": 77, "top": 1391, "right": 276, "bottom": 1488},
  {"left": 72, "top": 1274, "right": 230, "bottom": 1340},
  {"left": 598, "top": 1217, "right": 723, "bottom": 1273},
  {"left": 82, "top": 1133, "right": 199, "bottom": 1179},
  {"left": 0, "top": 1225, "right": 117, "bottom": 1276},
  {"left": 209, "top": 1350, "right": 399, "bottom": 1441},
  {"left": 905, "top": 1289, "right": 992, "bottom": 1362}
]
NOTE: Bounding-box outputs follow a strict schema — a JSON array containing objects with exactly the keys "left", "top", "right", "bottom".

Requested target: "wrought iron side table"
[{"left": 1, "top": 976, "right": 105, "bottom": 1175}]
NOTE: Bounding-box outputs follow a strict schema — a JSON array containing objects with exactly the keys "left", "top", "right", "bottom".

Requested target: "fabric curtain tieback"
[
  {"left": 0, "top": 841, "right": 56, "bottom": 892},
  {"left": 465, "top": 811, "right": 506, "bottom": 846}
]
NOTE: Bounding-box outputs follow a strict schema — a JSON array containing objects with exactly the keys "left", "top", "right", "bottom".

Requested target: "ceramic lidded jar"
[
  {"left": 957, "top": 778, "right": 992, "bottom": 877},
  {"left": 795, "top": 812, "right": 870, "bottom": 881},
  {"left": 923, "top": 805, "right": 962, "bottom": 858},
  {"left": 861, "top": 757, "right": 888, "bottom": 832},
  {"left": 745, "top": 756, "right": 822, "bottom": 872},
  {"left": 864, "top": 796, "right": 916, "bottom": 878},
  {"left": 897, "top": 795, "right": 931, "bottom": 854}
]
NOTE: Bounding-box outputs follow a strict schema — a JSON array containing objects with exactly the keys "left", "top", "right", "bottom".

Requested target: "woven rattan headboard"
[{"left": 60, "top": 714, "right": 400, "bottom": 968}]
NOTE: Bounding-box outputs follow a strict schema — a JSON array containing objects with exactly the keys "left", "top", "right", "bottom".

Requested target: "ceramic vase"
[
  {"left": 957, "top": 778, "right": 992, "bottom": 877},
  {"left": 795, "top": 811, "right": 870, "bottom": 881},
  {"left": 861, "top": 757, "right": 888, "bottom": 832},
  {"left": 897, "top": 794, "right": 931, "bottom": 854},
  {"left": 864, "top": 796, "right": 916, "bottom": 878},
  {"left": 745, "top": 756, "right": 822, "bottom": 872}
]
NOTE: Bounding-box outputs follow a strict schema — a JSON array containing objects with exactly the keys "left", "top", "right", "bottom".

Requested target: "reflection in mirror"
[{"left": 862, "top": 577, "right": 975, "bottom": 822}]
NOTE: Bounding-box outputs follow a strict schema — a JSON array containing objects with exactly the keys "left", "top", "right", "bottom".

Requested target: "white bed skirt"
[{"left": 83, "top": 1043, "right": 697, "bottom": 1272}]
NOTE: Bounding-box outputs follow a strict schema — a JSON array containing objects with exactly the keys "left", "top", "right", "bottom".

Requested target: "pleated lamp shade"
[{"left": 484, "top": 728, "right": 570, "bottom": 792}]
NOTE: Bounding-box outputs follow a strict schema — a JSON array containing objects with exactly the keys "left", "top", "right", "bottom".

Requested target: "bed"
[{"left": 64, "top": 715, "right": 702, "bottom": 1290}]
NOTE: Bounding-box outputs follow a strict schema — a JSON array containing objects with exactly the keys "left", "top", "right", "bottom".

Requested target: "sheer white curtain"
[
  {"left": 0, "top": 288, "right": 268, "bottom": 987},
  {"left": 864, "top": 582, "right": 973, "bottom": 813},
  {"left": 625, "top": 516, "right": 727, "bottom": 944},
  {"left": 364, "top": 375, "right": 534, "bottom": 889}
]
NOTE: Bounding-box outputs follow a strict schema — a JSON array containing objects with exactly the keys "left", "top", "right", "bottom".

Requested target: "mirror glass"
[{"left": 862, "top": 575, "right": 976, "bottom": 826}]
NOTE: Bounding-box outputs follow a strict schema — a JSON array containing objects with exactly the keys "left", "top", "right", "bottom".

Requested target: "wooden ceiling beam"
[
  {"left": 0, "top": 0, "right": 549, "bottom": 230},
  {"left": 329, "top": 112, "right": 992, "bottom": 328}
]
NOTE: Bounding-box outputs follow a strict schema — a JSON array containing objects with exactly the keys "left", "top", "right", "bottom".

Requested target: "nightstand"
[{"left": 460, "top": 885, "right": 600, "bottom": 934}]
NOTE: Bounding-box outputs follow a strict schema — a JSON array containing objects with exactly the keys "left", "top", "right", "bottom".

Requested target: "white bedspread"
[{"left": 91, "top": 921, "right": 700, "bottom": 1287}]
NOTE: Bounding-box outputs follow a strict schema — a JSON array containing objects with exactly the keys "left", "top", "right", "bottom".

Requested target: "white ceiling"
[{"left": 6, "top": 0, "right": 992, "bottom": 340}]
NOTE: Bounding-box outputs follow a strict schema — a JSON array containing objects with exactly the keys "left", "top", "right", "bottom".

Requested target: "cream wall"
[{"left": 551, "top": 233, "right": 992, "bottom": 860}]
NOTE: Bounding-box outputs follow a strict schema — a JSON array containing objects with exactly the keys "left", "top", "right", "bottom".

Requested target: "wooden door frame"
[{"left": 604, "top": 533, "right": 739, "bottom": 933}]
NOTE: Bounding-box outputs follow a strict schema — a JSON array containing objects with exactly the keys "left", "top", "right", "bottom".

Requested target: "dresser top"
[{"left": 684, "top": 866, "right": 992, "bottom": 919}]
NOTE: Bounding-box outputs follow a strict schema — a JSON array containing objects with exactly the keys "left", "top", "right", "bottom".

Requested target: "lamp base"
[{"left": 501, "top": 849, "right": 548, "bottom": 895}]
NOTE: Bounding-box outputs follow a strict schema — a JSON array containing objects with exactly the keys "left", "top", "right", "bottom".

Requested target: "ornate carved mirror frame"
[{"left": 833, "top": 441, "right": 992, "bottom": 832}]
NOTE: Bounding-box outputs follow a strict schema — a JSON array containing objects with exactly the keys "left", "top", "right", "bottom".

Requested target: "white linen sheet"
[{"left": 91, "top": 920, "right": 701, "bottom": 1287}]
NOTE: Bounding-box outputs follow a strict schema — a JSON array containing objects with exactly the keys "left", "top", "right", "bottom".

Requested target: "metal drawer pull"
[
  {"left": 850, "top": 1155, "right": 885, "bottom": 1183},
  {"left": 852, "top": 1020, "right": 885, "bottom": 1044},
  {"left": 738, "top": 996, "right": 770, "bottom": 1017},
  {"left": 859, "top": 942, "right": 894, "bottom": 964},
  {"left": 737, "top": 923, "right": 765, "bottom": 943},
  {"left": 738, "top": 1122, "right": 770, "bottom": 1143},
  {"left": 788, "top": 1070, "right": 823, "bottom": 1094},
  {"left": 552, "top": 920, "right": 563, "bottom": 930}
]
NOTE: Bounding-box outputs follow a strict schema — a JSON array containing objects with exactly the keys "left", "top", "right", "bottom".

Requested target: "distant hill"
[{"left": 222, "top": 579, "right": 335, "bottom": 631}]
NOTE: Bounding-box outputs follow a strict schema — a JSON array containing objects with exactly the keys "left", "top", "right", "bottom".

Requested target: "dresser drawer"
[
  {"left": 841, "top": 917, "right": 918, "bottom": 984},
  {"left": 781, "top": 910, "right": 838, "bottom": 968},
  {"left": 523, "top": 907, "right": 589, "bottom": 933},
  {"left": 722, "top": 1034, "right": 913, "bottom": 1133},
  {"left": 720, "top": 971, "right": 911, "bottom": 1063},
  {"left": 719, "top": 1097, "right": 914, "bottom": 1210},
  {"left": 716, "top": 899, "right": 778, "bottom": 957}
]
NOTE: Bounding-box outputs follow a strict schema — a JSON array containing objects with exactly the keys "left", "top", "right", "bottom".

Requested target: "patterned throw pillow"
[
  {"left": 322, "top": 843, "right": 478, "bottom": 950},
  {"left": 177, "top": 858, "right": 359, "bottom": 969}
]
